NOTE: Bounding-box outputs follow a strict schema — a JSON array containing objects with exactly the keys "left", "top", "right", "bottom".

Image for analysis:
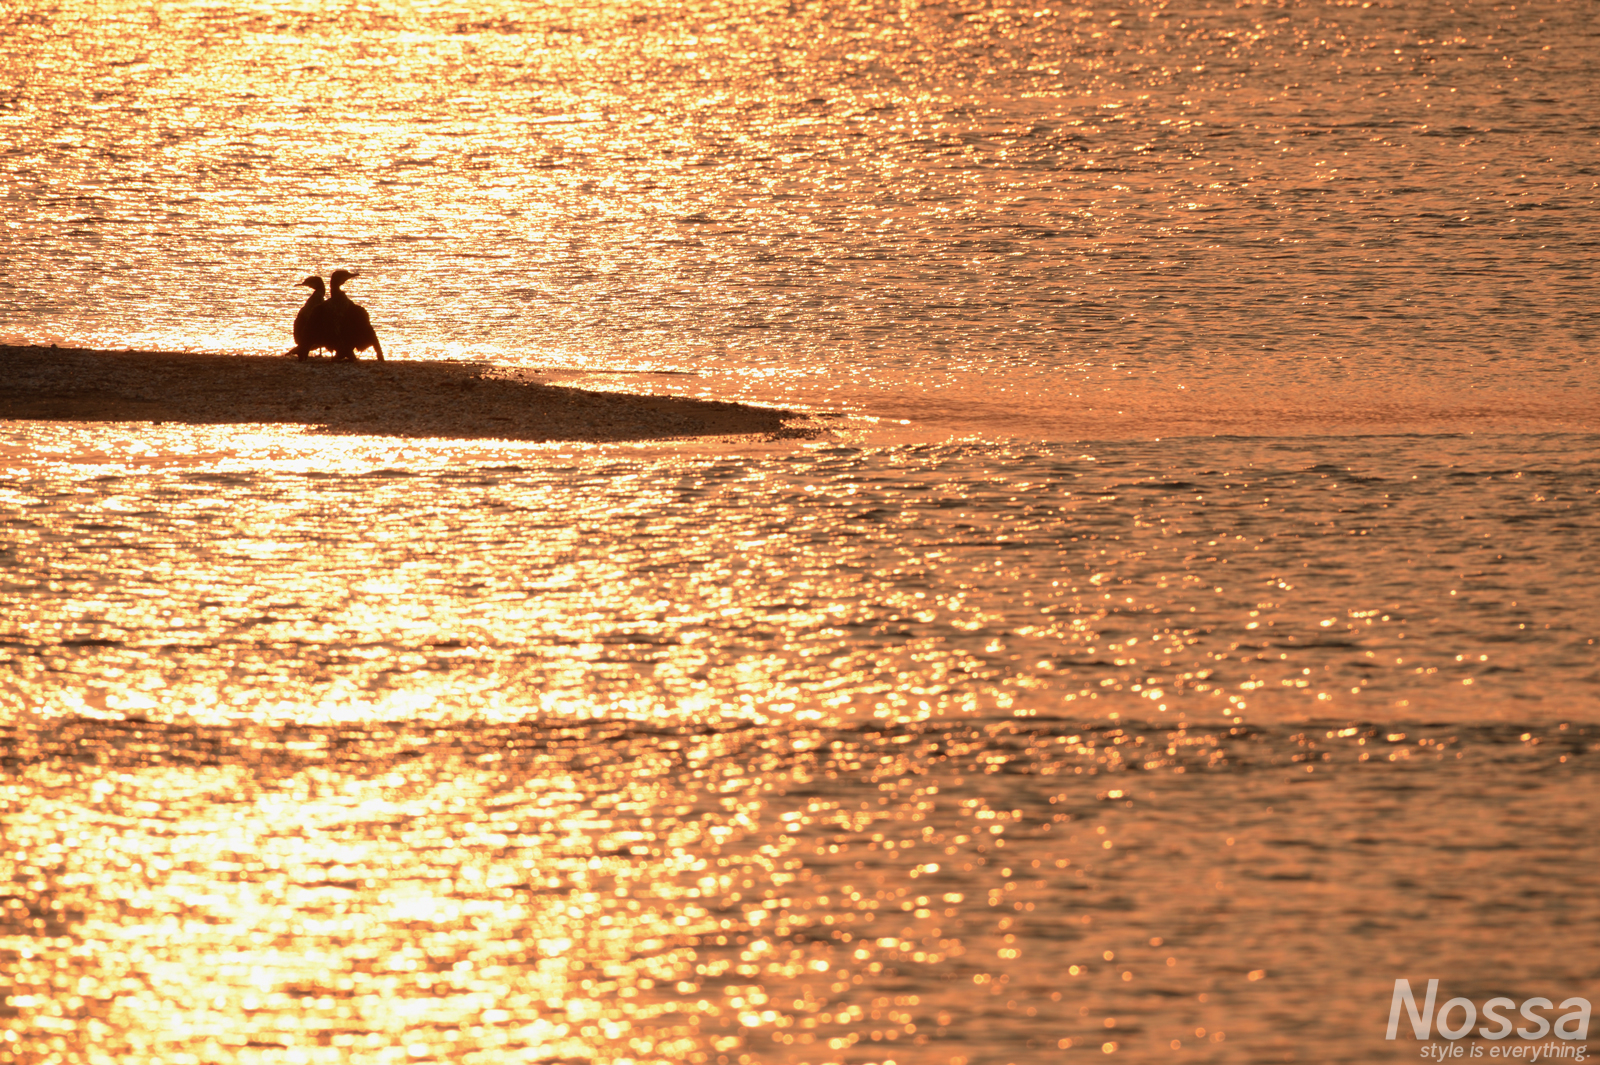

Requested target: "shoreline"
[{"left": 0, "top": 345, "right": 815, "bottom": 442}]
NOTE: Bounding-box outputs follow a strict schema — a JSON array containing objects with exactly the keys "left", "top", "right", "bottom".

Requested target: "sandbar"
[{"left": 0, "top": 345, "right": 813, "bottom": 442}]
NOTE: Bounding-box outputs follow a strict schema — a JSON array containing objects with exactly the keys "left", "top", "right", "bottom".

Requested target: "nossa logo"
[{"left": 1387, "top": 979, "right": 1592, "bottom": 1042}]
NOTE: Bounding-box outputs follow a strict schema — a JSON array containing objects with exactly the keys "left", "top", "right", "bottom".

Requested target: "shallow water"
[
  {"left": 4, "top": 0, "right": 1600, "bottom": 1062},
  {"left": 3, "top": 0, "right": 1598, "bottom": 427},
  {"left": 4, "top": 429, "right": 1598, "bottom": 727},
  {"left": 5, "top": 713, "right": 1598, "bottom": 1065},
  {"left": 5, "top": 426, "right": 1599, "bottom": 1065}
]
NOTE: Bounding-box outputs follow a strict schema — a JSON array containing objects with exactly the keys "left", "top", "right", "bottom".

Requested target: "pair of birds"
[{"left": 290, "top": 269, "right": 383, "bottom": 362}]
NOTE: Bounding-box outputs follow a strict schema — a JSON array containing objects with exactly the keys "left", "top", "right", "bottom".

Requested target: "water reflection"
[
  {"left": 4, "top": 428, "right": 1595, "bottom": 728},
  {"left": 5, "top": 0, "right": 1600, "bottom": 1057},
  {"left": 2, "top": 0, "right": 1595, "bottom": 429},
  {"left": 4, "top": 718, "right": 1596, "bottom": 1063},
  {"left": 5, "top": 426, "right": 1598, "bottom": 1061}
]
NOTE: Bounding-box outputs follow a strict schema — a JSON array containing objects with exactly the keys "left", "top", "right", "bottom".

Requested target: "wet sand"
[{"left": 0, "top": 345, "right": 813, "bottom": 442}]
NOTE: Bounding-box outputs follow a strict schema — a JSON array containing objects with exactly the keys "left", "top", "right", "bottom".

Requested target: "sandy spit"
[{"left": 0, "top": 346, "right": 817, "bottom": 442}]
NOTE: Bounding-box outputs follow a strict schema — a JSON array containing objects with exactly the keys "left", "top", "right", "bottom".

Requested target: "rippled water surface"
[
  {"left": 5, "top": 428, "right": 1599, "bottom": 1064},
  {"left": 5, "top": 431, "right": 1598, "bottom": 725},
  {"left": 4, "top": 0, "right": 1600, "bottom": 1062},
  {"left": 4, "top": 0, "right": 1598, "bottom": 426}
]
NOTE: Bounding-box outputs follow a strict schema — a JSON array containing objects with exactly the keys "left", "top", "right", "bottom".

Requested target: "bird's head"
[
  {"left": 329, "top": 269, "right": 360, "bottom": 291},
  {"left": 299, "top": 275, "right": 325, "bottom": 292}
]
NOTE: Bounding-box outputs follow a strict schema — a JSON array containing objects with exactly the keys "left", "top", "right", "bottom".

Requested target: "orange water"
[{"left": 3, "top": 1, "right": 1599, "bottom": 1062}]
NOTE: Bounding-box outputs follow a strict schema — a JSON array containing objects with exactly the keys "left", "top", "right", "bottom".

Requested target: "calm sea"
[{"left": 2, "top": 1, "right": 1598, "bottom": 1062}]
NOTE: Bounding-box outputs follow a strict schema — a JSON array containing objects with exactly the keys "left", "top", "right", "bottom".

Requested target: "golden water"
[{"left": 4, "top": 0, "right": 1600, "bottom": 1062}]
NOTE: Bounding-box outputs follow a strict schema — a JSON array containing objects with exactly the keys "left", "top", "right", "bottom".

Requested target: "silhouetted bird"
[
  {"left": 325, "top": 269, "right": 384, "bottom": 362},
  {"left": 287, "top": 275, "right": 331, "bottom": 360}
]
